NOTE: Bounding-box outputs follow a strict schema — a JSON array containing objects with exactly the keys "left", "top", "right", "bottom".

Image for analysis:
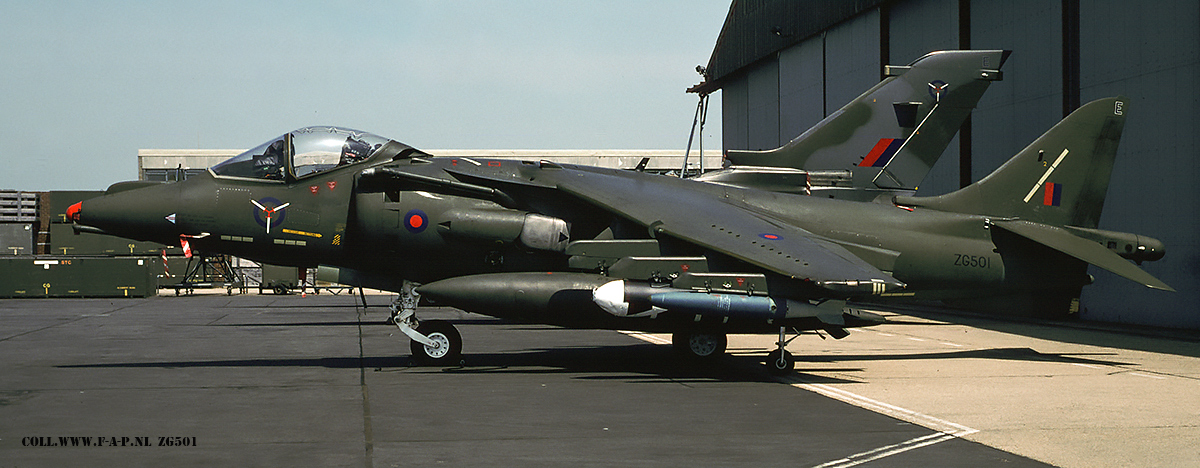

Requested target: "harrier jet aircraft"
[{"left": 69, "top": 53, "right": 1168, "bottom": 374}]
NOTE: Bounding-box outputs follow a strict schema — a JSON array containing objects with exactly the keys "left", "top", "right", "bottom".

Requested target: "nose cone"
[
  {"left": 75, "top": 181, "right": 183, "bottom": 244},
  {"left": 66, "top": 201, "right": 82, "bottom": 222},
  {"left": 592, "top": 280, "right": 630, "bottom": 316}
]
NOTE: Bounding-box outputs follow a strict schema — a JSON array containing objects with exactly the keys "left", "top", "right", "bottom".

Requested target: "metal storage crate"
[
  {"left": 260, "top": 264, "right": 299, "bottom": 294},
  {"left": 0, "top": 223, "right": 34, "bottom": 255},
  {"left": 0, "top": 256, "right": 158, "bottom": 298}
]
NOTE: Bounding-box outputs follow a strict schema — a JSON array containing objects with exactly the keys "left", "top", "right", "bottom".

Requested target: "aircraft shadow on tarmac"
[
  {"left": 411, "top": 346, "right": 824, "bottom": 384},
  {"left": 55, "top": 343, "right": 1131, "bottom": 385},
  {"left": 51, "top": 302, "right": 1138, "bottom": 382},
  {"left": 888, "top": 307, "right": 1200, "bottom": 359},
  {"left": 793, "top": 347, "right": 1133, "bottom": 367},
  {"left": 55, "top": 344, "right": 829, "bottom": 385}
]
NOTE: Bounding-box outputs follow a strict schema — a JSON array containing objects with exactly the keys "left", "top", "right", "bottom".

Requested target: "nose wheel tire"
[
  {"left": 409, "top": 320, "right": 462, "bottom": 365},
  {"left": 672, "top": 332, "right": 727, "bottom": 360},
  {"left": 766, "top": 349, "right": 795, "bottom": 375}
]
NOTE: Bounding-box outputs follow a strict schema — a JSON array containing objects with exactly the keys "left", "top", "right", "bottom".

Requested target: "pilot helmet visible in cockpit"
[
  {"left": 340, "top": 136, "right": 376, "bottom": 165},
  {"left": 254, "top": 139, "right": 286, "bottom": 179}
]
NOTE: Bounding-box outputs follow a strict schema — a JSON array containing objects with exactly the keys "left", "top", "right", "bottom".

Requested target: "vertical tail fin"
[
  {"left": 896, "top": 97, "right": 1127, "bottom": 229},
  {"left": 725, "top": 50, "right": 1010, "bottom": 189}
]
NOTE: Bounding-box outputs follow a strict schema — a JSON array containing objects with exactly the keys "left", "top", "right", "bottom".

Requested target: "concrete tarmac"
[
  {"left": 711, "top": 309, "right": 1200, "bottom": 468},
  {"left": 0, "top": 293, "right": 1189, "bottom": 466}
]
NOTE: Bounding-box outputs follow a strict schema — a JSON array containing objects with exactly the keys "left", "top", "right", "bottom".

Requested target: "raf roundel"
[
  {"left": 928, "top": 80, "right": 949, "bottom": 101},
  {"left": 405, "top": 209, "right": 429, "bottom": 234},
  {"left": 252, "top": 197, "right": 288, "bottom": 232},
  {"left": 759, "top": 233, "right": 782, "bottom": 241}
]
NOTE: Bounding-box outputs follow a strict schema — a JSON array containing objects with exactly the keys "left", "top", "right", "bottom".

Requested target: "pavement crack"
[
  {"left": 1, "top": 300, "right": 143, "bottom": 341},
  {"left": 357, "top": 302, "right": 375, "bottom": 468},
  {"left": 205, "top": 313, "right": 231, "bottom": 326}
]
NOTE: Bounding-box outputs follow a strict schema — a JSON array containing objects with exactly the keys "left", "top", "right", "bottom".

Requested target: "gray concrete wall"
[
  {"left": 746, "top": 60, "right": 781, "bottom": 149},
  {"left": 823, "top": 9, "right": 881, "bottom": 114},
  {"left": 721, "top": 75, "right": 749, "bottom": 151},
  {"left": 1075, "top": 0, "right": 1200, "bottom": 327},
  {"left": 778, "top": 37, "right": 825, "bottom": 143}
]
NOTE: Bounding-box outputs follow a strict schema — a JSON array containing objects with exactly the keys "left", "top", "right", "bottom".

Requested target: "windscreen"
[{"left": 210, "top": 136, "right": 288, "bottom": 180}]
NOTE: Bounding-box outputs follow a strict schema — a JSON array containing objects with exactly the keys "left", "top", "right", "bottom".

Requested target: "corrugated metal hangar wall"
[{"left": 708, "top": 0, "right": 1199, "bottom": 328}]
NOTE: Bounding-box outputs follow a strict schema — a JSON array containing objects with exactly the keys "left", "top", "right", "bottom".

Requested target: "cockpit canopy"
[{"left": 210, "top": 127, "right": 392, "bottom": 181}]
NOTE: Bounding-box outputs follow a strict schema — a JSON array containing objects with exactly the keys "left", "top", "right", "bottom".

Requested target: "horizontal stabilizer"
[{"left": 992, "top": 220, "right": 1173, "bottom": 291}]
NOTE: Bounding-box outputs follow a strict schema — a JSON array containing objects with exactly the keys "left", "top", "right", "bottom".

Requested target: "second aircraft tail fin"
[{"left": 725, "top": 50, "right": 1010, "bottom": 190}]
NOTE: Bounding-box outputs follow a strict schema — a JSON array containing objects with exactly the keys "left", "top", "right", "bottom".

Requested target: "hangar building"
[{"left": 691, "top": 0, "right": 1198, "bottom": 328}]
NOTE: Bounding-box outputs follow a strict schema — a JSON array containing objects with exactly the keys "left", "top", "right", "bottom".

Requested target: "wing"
[{"left": 448, "top": 164, "right": 904, "bottom": 295}]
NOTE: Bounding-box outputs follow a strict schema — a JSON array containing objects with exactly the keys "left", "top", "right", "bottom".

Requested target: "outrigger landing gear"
[
  {"left": 672, "top": 331, "right": 727, "bottom": 360},
  {"left": 766, "top": 326, "right": 797, "bottom": 375},
  {"left": 391, "top": 281, "right": 463, "bottom": 365}
]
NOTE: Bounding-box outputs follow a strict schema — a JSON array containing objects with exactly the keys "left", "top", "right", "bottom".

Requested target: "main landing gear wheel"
[
  {"left": 409, "top": 320, "right": 462, "bottom": 365},
  {"left": 766, "top": 349, "right": 795, "bottom": 376},
  {"left": 672, "top": 332, "right": 727, "bottom": 360}
]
